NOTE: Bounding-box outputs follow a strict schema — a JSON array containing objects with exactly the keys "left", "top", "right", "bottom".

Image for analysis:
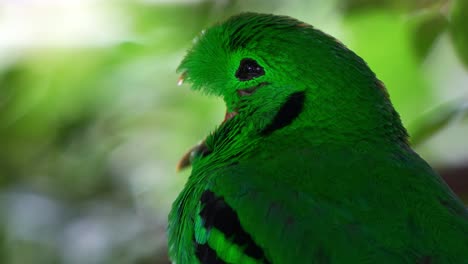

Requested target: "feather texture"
[{"left": 168, "top": 12, "right": 468, "bottom": 264}]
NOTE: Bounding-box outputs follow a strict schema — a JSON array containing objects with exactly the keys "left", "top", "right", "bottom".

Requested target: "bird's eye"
[{"left": 235, "top": 58, "right": 265, "bottom": 81}]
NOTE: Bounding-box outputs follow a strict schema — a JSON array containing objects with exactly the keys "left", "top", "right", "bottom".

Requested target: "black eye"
[{"left": 235, "top": 58, "right": 265, "bottom": 81}]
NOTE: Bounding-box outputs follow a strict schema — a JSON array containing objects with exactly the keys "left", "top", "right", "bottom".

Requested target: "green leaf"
[
  {"left": 408, "top": 7, "right": 448, "bottom": 62},
  {"left": 450, "top": 0, "right": 468, "bottom": 68},
  {"left": 410, "top": 99, "right": 468, "bottom": 146},
  {"left": 340, "top": 0, "right": 444, "bottom": 14}
]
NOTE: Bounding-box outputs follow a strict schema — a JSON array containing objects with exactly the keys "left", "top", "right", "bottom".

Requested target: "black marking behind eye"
[
  {"left": 199, "top": 190, "right": 271, "bottom": 263},
  {"left": 261, "top": 91, "right": 306, "bottom": 136},
  {"left": 235, "top": 58, "right": 265, "bottom": 81}
]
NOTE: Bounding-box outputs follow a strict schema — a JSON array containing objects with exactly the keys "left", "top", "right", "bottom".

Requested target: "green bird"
[{"left": 168, "top": 13, "right": 468, "bottom": 263}]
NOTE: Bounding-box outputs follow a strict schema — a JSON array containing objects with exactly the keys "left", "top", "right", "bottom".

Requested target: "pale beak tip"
[
  {"left": 177, "top": 72, "right": 187, "bottom": 86},
  {"left": 177, "top": 77, "right": 184, "bottom": 86}
]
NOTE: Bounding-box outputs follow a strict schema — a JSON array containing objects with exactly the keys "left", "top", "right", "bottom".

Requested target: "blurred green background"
[{"left": 0, "top": 0, "right": 467, "bottom": 263}]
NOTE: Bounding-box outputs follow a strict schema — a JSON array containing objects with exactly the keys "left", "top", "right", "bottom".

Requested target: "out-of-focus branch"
[{"left": 410, "top": 99, "right": 468, "bottom": 147}]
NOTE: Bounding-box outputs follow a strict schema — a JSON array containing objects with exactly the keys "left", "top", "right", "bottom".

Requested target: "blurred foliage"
[
  {"left": 0, "top": 0, "right": 467, "bottom": 263},
  {"left": 410, "top": 99, "right": 468, "bottom": 146},
  {"left": 450, "top": 0, "right": 468, "bottom": 68},
  {"left": 340, "top": 0, "right": 443, "bottom": 12},
  {"left": 408, "top": 6, "right": 448, "bottom": 61}
]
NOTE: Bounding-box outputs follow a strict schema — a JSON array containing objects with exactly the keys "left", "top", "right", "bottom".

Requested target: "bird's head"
[{"left": 177, "top": 12, "right": 408, "bottom": 170}]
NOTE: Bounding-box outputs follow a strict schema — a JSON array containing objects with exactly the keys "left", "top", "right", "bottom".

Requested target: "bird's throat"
[{"left": 177, "top": 110, "right": 238, "bottom": 171}]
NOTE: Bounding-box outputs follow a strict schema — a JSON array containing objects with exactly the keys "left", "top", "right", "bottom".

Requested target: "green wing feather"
[{"left": 170, "top": 141, "right": 468, "bottom": 263}]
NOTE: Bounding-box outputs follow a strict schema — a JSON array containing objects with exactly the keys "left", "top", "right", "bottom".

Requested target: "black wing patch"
[
  {"left": 260, "top": 91, "right": 305, "bottom": 136},
  {"left": 195, "top": 243, "right": 228, "bottom": 264},
  {"left": 195, "top": 190, "right": 271, "bottom": 264}
]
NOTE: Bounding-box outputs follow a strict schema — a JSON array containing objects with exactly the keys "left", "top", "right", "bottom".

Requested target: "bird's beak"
[{"left": 177, "top": 72, "right": 186, "bottom": 86}]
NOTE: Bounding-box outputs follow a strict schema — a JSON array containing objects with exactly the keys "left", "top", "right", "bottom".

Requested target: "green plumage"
[{"left": 168, "top": 13, "right": 468, "bottom": 263}]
